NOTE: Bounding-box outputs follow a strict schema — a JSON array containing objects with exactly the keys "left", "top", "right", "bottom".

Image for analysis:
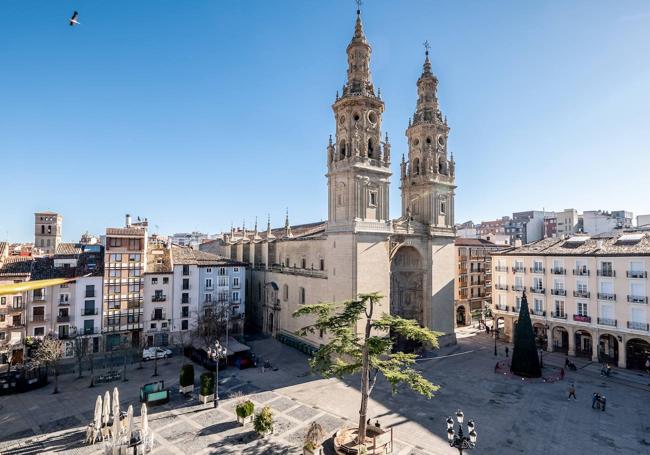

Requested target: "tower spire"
[
  {"left": 284, "top": 208, "right": 293, "bottom": 238},
  {"left": 422, "top": 40, "right": 432, "bottom": 76}
]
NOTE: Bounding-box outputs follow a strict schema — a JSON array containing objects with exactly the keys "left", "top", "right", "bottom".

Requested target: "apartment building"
[
  {"left": 0, "top": 256, "right": 31, "bottom": 365},
  {"left": 492, "top": 231, "right": 650, "bottom": 370},
  {"left": 143, "top": 238, "right": 174, "bottom": 347},
  {"left": 583, "top": 210, "right": 633, "bottom": 235},
  {"left": 455, "top": 238, "right": 500, "bottom": 326},
  {"left": 103, "top": 217, "right": 147, "bottom": 351},
  {"left": 171, "top": 245, "right": 246, "bottom": 343}
]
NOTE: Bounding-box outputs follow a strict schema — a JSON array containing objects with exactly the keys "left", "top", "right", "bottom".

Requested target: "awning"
[
  {"left": 0, "top": 277, "right": 82, "bottom": 296},
  {"left": 224, "top": 337, "right": 250, "bottom": 356}
]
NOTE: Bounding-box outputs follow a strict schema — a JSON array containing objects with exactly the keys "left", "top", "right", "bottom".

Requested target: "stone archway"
[
  {"left": 456, "top": 306, "right": 467, "bottom": 326},
  {"left": 390, "top": 246, "right": 425, "bottom": 352},
  {"left": 533, "top": 323, "right": 548, "bottom": 348},
  {"left": 626, "top": 338, "right": 650, "bottom": 370},
  {"left": 574, "top": 330, "right": 593, "bottom": 358},
  {"left": 599, "top": 334, "right": 619, "bottom": 364},
  {"left": 262, "top": 282, "right": 279, "bottom": 337},
  {"left": 552, "top": 326, "right": 569, "bottom": 353}
]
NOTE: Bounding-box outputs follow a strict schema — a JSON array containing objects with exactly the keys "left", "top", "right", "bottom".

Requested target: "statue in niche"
[{"left": 353, "top": 126, "right": 363, "bottom": 157}]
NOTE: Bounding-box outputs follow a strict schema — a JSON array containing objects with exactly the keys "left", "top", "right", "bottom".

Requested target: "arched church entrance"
[
  {"left": 262, "top": 282, "right": 279, "bottom": 337},
  {"left": 390, "top": 246, "right": 425, "bottom": 352},
  {"left": 626, "top": 338, "right": 650, "bottom": 370}
]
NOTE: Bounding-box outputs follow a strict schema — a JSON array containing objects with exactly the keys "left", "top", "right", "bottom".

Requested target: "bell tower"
[
  {"left": 326, "top": 7, "right": 391, "bottom": 232},
  {"left": 401, "top": 43, "right": 455, "bottom": 235}
]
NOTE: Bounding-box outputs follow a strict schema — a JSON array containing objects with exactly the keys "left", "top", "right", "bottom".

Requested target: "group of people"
[{"left": 566, "top": 384, "right": 607, "bottom": 412}]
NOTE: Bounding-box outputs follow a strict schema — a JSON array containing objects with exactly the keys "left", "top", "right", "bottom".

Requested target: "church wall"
[
  {"left": 356, "top": 233, "right": 391, "bottom": 314},
  {"left": 430, "top": 237, "right": 456, "bottom": 345}
]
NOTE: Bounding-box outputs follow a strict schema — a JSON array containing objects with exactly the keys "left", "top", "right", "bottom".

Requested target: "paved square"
[{"left": 1, "top": 331, "right": 649, "bottom": 454}]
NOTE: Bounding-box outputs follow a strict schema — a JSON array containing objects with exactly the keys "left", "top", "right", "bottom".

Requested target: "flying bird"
[{"left": 69, "top": 11, "right": 80, "bottom": 26}]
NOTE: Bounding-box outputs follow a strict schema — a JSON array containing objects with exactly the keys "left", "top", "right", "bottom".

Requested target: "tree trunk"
[
  {"left": 89, "top": 355, "right": 95, "bottom": 388},
  {"left": 53, "top": 366, "right": 59, "bottom": 394},
  {"left": 77, "top": 354, "right": 83, "bottom": 379},
  {"left": 357, "top": 299, "right": 374, "bottom": 446}
]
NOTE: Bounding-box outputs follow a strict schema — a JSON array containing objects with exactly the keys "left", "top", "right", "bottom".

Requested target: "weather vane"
[
  {"left": 356, "top": 0, "right": 363, "bottom": 13},
  {"left": 423, "top": 40, "right": 431, "bottom": 55}
]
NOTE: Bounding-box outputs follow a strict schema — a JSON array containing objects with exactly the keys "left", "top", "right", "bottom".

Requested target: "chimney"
[
  {"left": 514, "top": 239, "right": 523, "bottom": 247},
  {"left": 125, "top": 214, "right": 132, "bottom": 227}
]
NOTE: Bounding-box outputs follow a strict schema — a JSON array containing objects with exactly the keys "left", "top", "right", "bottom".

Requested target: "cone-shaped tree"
[{"left": 510, "top": 291, "right": 542, "bottom": 378}]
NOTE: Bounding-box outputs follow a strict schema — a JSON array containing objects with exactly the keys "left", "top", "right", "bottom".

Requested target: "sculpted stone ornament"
[
  {"left": 383, "top": 134, "right": 391, "bottom": 164},
  {"left": 353, "top": 126, "right": 362, "bottom": 157}
]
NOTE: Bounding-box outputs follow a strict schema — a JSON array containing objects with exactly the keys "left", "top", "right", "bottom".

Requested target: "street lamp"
[
  {"left": 446, "top": 409, "right": 477, "bottom": 454},
  {"left": 493, "top": 320, "right": 498, "bottom": 356},
  {"left": 208, "top": 340, "right": 227, "bottom": 408}
]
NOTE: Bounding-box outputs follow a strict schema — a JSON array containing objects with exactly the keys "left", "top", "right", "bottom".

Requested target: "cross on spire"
[
  {"left": 423, "top": 40, "right": 431, "bottom": 56},
  {"left": 355, "top": 0, "right": 362, "bottom": 14}
]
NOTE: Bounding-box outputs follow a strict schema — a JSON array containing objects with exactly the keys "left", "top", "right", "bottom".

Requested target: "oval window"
[
  {"left": 413, "top": 138, "right": 420, "bottom": 146},
  {"left": 353, "top": 113, "right": 360, "bottom": 122},
  {"left": 368, "top": 111, "right": 377, "bottom": 124},
  {"left": 339, "top": 115, "right": 346, "bottom": 124}
]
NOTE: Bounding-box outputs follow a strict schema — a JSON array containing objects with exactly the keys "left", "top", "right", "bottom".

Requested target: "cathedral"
[{"left": 203, "top": 8, "right": 457, "bottom": 348}]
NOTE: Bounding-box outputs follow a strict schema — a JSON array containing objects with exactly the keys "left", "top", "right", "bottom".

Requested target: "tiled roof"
[
  {"left": 0, "top": 242, "right": 7, "bottom": 258},
  {"left": 494, "top": 232, "right": 650, "bottom": 256},
  {"left": 171, "top": 244, "right": 247, "bottom": 266},
  {"left": 0, "top": 256, "right": 33, "bottom": 277},
  {"left": 55, "top": 243, "right": 83, "bottom": 256},
  {"left": 146, "top": 243, "right": 172, "bottom": 273},
  {"left": 455, "top": 238, "right": 499, "bottom": 247},
  {"left": 106, "top": 227, "right": 146, "bottom": 236}
]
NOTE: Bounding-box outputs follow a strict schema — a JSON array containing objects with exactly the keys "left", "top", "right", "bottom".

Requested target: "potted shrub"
[
  {"left": 235, "top": 399, "right": 255, "bottom": 425},
  {"left": 253, "top": 406, "right": 274, "bottom": 437},
  {"left": 303, "top": 422, "right": 325, "bottom": 455},
  {"left": 198, "top": 372, "right": 215, "bottom": 404},
  {"left": 179, "top": 364, "right": 195, "bottom": 394}
]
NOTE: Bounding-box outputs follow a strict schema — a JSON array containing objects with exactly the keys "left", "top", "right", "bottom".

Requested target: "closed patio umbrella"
[
  {"left": 125, "top": 405, "right": 133, "bottom": 444},
  {"left": 93, "top": 395, "right": 102, "bottom": 430},
  {"left": 112, "top": 387, "right": 120, "bottom": 421},
  {"left": 103, "top": 391, "right": 111, "bottom": 427}
]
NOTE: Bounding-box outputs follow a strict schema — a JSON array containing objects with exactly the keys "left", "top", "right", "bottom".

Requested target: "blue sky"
[{"left": 1, "top": 1, "right": 649, "bottom": 242}]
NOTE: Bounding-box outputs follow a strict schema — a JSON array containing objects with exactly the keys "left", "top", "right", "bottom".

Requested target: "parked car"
[{"left": 142, "top": 347, "right": 173, "bottom": 361}]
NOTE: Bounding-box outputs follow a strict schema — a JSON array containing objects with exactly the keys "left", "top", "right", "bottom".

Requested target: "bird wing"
[{"left": 71, "top": 11, "right": 78, "bottom": 20}]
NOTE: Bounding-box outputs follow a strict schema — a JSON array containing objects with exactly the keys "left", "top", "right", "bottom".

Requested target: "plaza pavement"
[{"left": 1, "top": 329, "right": 650, "bottom": 454}]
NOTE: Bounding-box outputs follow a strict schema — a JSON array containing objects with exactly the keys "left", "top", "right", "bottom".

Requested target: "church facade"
[{"left": 202, "top": 10, "right": 457, "bottom": 348}]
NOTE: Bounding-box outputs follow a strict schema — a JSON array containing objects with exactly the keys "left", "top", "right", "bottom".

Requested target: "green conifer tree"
[{"left": 510, "top": 291, "right": 542, "bottom": 378}]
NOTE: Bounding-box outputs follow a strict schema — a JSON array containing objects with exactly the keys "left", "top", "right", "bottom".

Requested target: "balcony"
[
  {"left": 268, "top": 265, "right": 328, "bottom": 279},
  {"left": 550, "top": 268, "right": 566, "bottom": 275},
  {"left": 530, "top": 287, "right": 546, "bottom": 294},
  {"left": 495, "top": 304, "right": 509, "bottom": 312},
  {"left": 81, "top": 327, "right": 98, "bottom": 335},
  {"left": 530, "top": 309, "right": 546, "bottom": 317},
  {"left": 32, "top": 293, "right": 46, "bottom": 302},
  {"left": 82, "top": 308, "right": 99, "bottom": 316},
  {"left": 31, "top": 315, "right": 46, "bottom": 323},
  {"left": 512, "top": 285, "right": 525, "bottom": 292},
  {"left": 573, "top": 269, "right": 590, "bottom": 276},
  {"left": 151, "top": 312, "right": 167, "bottom": 321},
  {"left": 85, "top": 291, "right": 96, "bottom": 298},
  {"left": 597, "top": 317, "right": 617, "bottom": 327},
  {"left": 11, "top": 303, "right": 24, "bottom": 311},
  {"left": 530, "top": 267, "right": 545, "bottom": 274},
  {"left": 152, "top": 294, "right": 167, "bottom": 302},
  {"left": 573, "top": 290, "right": 590, "bottom": 298},
  {"left": 627, "top": 271, "right": 648, "bottom": 279},
  {"left": 551, "top": 289, "right": 567, "bottom": 296},
  {"left": 628, "top": 321, "right": 649, "bottom": 331},
  {"left": 512, "top": 267, "right": 526, "bottom": 274},
  {"left": 9, "top": 320, "right": 25, "bottom": 328},
  {"left": 57, "top": 314, "right": 71, "bottom": 323},
  {"left": 495, "top": 266, "right": 508, "bottom": 273},
  {"left": 551, "top": 312, "right": 567, "bottom": 320},
  {"left": 627, "top": 295, "right": 648, "bottom": 304},
  {"left": 495, "top": 284, "right": 508, "bottom": 291},
  {"left": 597, "top": 293, "right": 616, "bottom": 301},
  {"left": 597, "top": 270, "right": 615, "bottom": 277},
  {"left": 58, "top": 299, "right": 70, "bottom": 306},
  {"left": 573, "top": 314, "right": 592, "bottom": 323}
]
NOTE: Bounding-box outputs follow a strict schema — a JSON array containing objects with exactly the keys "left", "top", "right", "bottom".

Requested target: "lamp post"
[
  {"left": 446, "top": 409, "right": 477, "bottom": 454},
  {"left": 209, "top": 341, "right": 227, "bottom": 408},
  {"left": 493, "top": 320, "right": 498, "bottom": 356}
]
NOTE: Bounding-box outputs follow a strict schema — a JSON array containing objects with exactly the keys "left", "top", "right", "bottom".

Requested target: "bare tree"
[
  {"left": 34, "top": 334, "right": 65, "bottom": 394},
  {"left": 73, "top": 335, "right": 89, "bottom": 379},
  {"left": 193, "top": 303, "right": 228, "bottom": 350}
]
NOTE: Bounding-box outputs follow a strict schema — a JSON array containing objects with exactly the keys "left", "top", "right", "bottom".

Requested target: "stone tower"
[
  {"left": 326, "top": 8, "right": 391, "bottom": 231},
  {"left": 34, "top": 211, "right": 63, "bottom": 255},
  {"left": 401, "top": 46, "right": 456, "bottom": 234}
]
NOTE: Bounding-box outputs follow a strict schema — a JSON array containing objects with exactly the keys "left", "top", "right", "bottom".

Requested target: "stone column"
[
  {"left": 546, "top": 325, "right": 554, "bottom": 352},
  {"left": 618, "top": 336, "right": 626, "bottom": 369},
  {"left": 591, "top": 332, "right": 599, "bottom": 361},
  {"left": 567, "top": 327, "right": 576, "bottom": 357}
]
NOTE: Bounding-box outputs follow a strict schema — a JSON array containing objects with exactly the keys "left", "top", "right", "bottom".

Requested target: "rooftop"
[
  {"left": 494, "top": 231, "right": 650, "bottom": 256},
  {"left": 171, "top": 244, "right": 247, "bottom": 266},
  {"left": 106, "top": 227, "right": 147, "bottom": 237},
  {"left": 455, "top": 238, "right": 499, "bottom": 247},
  {"left": 55, "top": 242, "right": 83, "bottom": 256}
]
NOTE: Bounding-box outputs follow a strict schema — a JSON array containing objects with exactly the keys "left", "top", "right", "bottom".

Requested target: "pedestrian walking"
[
  {"left": 592, "top": 393, "right": 599, "bottom": 409},
  {"left": 486, "top": 326, "right": 490, "bottom": 335},
  {"left": 601, "top": 395, "right": 606, "bottom": 411},
  {"left": 505, "top": 346, "right": 509, "bottom": 358},
  {"left": 494, "top": 361, "right": 499, "bottom": 373},
  {"left": 560, "top": 368, "right": 565, "bottom": 380},
  {"left": 567, "top": 383, "right": 577, "bottom": 400},
  {"left": 645, "top": 358, "right": 650, "bottom": 375}
]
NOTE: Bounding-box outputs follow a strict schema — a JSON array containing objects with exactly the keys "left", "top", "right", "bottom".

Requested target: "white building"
[{"left": 583, "top": 210, "right": 633, "bottom": 235}]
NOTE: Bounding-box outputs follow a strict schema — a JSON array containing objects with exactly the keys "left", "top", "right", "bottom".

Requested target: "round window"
[
  {"left": 438, "top": 136, "right": 445, "bottom": 146},
  {"left": 353, "top": 113, "right": 360, "bottom": 122},
  {"left": 426, "top": 137, "right": 432, "bottom": 144},
  {"left": 367, "top": 111, "right": 377, "bottom": 125},
  {"left": 413, "top": 138, "right": 420, "bottom": 146}
]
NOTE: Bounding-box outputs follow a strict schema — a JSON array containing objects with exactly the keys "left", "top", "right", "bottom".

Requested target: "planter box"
[
  {"left": 199, "top": 393, "right": 215, "bottom": 404},
  {"left": 304, "top": 445, "right": 324, "bottom": 455},
  {"left": 236, "top": 414, "right": 254, "bottom": 426},
  {"left": 179, "top": 384, "right": 194, "bottom": 394}
]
